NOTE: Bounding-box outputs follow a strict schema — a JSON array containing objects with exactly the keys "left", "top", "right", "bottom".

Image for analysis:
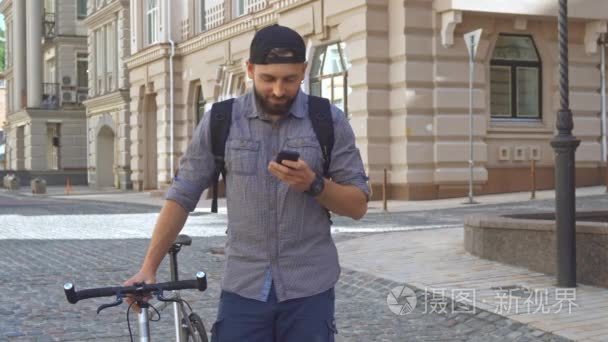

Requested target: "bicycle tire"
[{"left": 188, "top": 312, "right": 209, "bottom": 342}]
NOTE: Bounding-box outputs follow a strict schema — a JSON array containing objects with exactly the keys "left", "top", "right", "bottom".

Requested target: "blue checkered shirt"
[{"left": 166, "top": 89, "right": 369, "bottom": 302}]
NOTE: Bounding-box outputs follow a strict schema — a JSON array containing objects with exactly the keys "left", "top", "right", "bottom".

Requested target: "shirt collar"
[{"left": 246, "top": 89, "right": 306, "bottom": 120}]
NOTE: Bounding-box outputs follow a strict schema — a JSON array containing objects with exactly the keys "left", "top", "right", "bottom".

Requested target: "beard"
[{"left": 253, "top": 86, "right": 296, "bottom": 116}]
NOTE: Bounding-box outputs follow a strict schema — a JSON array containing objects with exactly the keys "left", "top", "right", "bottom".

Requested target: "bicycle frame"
[{"left": 169, "top": 240, "right": 188, "bottom": 342}]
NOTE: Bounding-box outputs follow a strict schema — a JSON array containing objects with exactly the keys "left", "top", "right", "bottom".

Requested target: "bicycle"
[{"left": 63, "top": 234, "right": 209, "bottom": 342}]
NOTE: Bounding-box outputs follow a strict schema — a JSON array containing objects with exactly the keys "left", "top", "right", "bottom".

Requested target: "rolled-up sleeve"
[
  {"left": 328, "top": 106, "right": 371, "bottom": 200},
  {"left": 165, "top": 110, "right": 216, "bottom": 212}
]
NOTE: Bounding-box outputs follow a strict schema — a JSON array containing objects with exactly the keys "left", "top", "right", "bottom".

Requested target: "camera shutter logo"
[{"left": 387, "top": 285, "right": 417, "bottom": 315}]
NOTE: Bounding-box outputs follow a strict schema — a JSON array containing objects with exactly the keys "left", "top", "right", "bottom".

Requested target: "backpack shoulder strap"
[
  {"left": 308, "top": 95, "right": 334, "bottom": 178},
  {"left": 209, "top": 98, "right": 234, "bottom": 213}
]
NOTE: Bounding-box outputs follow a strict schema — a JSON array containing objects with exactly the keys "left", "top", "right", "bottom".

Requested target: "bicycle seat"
[{"left": 173, "top": 234, "right": 192, "bottom": 247}]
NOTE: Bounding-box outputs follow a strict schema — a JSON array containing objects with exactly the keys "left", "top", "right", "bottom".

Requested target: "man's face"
[{"left": 247, "top": 62, "right": 307, "bottom": 116}]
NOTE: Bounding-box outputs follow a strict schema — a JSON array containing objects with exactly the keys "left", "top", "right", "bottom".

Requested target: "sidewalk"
[
  {"left": 336, "top": 228, "right": 608, "bottom": 342},
  {"left": 6, "top": 184, "right": 607, "bottom": 214},
  {"left": 4, "top": 184, "right": 608, "bottom": 340}
]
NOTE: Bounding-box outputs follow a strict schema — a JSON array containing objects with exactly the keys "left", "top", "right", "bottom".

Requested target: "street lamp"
[{"left": 550, "top": 0, "right": 580, "bottom": 288}]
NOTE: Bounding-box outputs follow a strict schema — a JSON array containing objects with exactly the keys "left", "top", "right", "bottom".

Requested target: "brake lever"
[
  {"left": 96, "top": 296, "right": 123, "bottom": 314},
  {"left": 156, "top": 291, "right": 180, "bottom": 303}
]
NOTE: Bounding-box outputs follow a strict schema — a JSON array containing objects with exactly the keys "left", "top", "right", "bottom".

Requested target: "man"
[{"left": 125, "top": 24, "right": 369, "bottom": 342}]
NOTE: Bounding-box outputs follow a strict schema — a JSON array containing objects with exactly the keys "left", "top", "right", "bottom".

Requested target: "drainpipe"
[{"left": 167, "top": 0, "right": 175, "bottom": 181}]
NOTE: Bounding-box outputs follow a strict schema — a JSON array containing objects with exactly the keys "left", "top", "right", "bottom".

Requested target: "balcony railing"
[
  {"left": 203, "top": 0, "right": 268, "bottom": 31},
  {"left": 43, "top": 12, "right": 56, "bottom": 41},
  {"left": 245, "top": 0, "right": 267, "bottom": 14},
  {"left": 41, "top": 83, "right": 60, "bottom": 109},
  {"left": 205, "top": 0, "right": 225, "bottom": 30}
]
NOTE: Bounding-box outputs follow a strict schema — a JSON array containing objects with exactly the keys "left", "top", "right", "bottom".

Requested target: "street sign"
[{"left": 464, "top": 29, "right": 483, "bottom": 59}]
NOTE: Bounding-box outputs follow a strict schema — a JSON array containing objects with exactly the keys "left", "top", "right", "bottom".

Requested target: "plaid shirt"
[{"left": 166, "top": 89, "right": 369, "bottom": 302}]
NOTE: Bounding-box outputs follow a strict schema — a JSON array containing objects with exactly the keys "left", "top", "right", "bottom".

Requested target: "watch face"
[{"left": 310, "top": 175, "right": 324, "bottom": 196}]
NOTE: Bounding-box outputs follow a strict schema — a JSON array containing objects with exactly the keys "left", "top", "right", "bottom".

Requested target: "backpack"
[{"left": 209, "top": 95, "right": 334, "bottom": 213}]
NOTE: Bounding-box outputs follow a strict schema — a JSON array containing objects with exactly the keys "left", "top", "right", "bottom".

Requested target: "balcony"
[
  {"left": 43, "top": 12, "right": 56, "bottom": 42},
  {"left": 41, "top": 83, "right": 60, "bottom": 109}
]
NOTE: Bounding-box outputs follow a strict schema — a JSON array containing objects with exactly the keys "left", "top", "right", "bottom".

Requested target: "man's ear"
[{"left": 246, "top": 60, "right": 255, "bottom": 80}]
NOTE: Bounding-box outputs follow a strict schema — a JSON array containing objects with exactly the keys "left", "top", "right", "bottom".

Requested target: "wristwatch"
[{"left": 305, "top": 173, "right": 325, "bottom": 197}]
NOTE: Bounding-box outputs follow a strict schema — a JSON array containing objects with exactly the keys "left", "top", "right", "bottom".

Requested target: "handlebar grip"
[
  {"left": 157, "top": 272, "right": 207, "bottom": 292},
  {"left": 64, "top": 282, "right": 122, "bottom": 304},
  {"left": 64, "top": 283, "right": 77, "bottom": 304},
  {"left": 63, "top": 272, "right": 207, "bottom": 304}
]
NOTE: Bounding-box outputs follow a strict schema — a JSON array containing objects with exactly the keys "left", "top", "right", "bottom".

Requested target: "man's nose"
[{"left": 273, "top": 82, "right": 286, "bottom": 98}]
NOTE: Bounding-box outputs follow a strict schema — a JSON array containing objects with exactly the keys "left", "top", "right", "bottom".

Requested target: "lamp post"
[
  {"left": 550, "top": 0, "right": 580, "bottom": 288},
  {"left": 463, "top": 29, "right": 482, "bottom": 205}
]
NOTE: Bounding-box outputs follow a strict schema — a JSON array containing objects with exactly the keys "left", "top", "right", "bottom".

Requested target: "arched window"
[
  {"left": 490, "top": 34, "right": 542, "bottom": 119},
  {"left": 309, "top": 42, "right": 351, "bottom": 115}
]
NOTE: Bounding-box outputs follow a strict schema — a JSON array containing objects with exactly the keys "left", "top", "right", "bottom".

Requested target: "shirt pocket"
[
  {"left": 227, "top": 139, "right": 260, "bottom": 176},
  {"left": 285, "top": 136, "right": 322, "bottom": 174}
]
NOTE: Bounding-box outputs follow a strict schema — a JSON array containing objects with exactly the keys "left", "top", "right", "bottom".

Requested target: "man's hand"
[
  {"left": 268, "top": 159, "right": 316, "bottom": 192},
  {"left": 123, "top": 270, "right": 157, "bottom": 313}
]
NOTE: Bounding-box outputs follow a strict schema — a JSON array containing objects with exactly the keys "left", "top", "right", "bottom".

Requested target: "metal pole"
[
  {"left": 383, "top": 168, "right": 387, "bottom": 212},
  {"left": 138, "top": 306, "right": 151, "bottom": 342},
  {"left": 551, "top": 0, "right": 580, "bottom": 288},
  {"left": 531, "top": 159, "right": 536, "bottom": 200},
  {"left": 465, "top": 41, "right": 477, "bottom": 204},
  {"left": 601, "top": 34, "right": 607, "bottom": 163}
]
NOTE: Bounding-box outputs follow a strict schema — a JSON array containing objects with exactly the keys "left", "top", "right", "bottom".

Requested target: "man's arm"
[
  {"left": 123, "top": 200, "right": 188, "bottom": 287},
  {"left": 140, "top": 200, "right": 189, "bottom": 275},
  {"left": 268, "top": 160, "right": 367, "bottom": 220},
  {"left": 314, "top": 179, "right": 367, "bottom": 220}
]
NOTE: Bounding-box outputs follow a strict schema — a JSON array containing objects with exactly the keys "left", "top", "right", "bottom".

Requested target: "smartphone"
[{"left": 275, "top": 150, "right": 300, "bottom": 165}]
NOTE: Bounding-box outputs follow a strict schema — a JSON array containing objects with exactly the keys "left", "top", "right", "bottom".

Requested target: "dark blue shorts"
[{"left": 210, "top": 283, "right": 338, "bottom": 342}]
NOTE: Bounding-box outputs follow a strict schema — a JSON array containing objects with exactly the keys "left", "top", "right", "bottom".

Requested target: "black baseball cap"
[{"left": 249, "top": 24, "right": 306, "bottom": 64}]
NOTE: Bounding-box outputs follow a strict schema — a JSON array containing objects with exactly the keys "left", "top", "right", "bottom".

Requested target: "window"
[
  {"left": 77, "top": 0, "right": 87, "bottom": 19},
  {"left": 146, "top": 0, "right": 160, "bottom": 44},
  {"left": 95, "top": 28, "right": 104, "bottom": 93},
  {"left": 490, "top": 34, "right": 542, "bottom": 119},
  {"left": 76, "top": 53, "right": 88, "bottom": 88},
  {"left": 234, "top": 0, "right": 246, "bottom": 17},
  {"left": 6, "top": 22, "right": 12, "bottom": 68},
  {"left": 45, "top": 59, "right": 56, "bottom": 83},
  {"left": 45, "top": 0, "right": 55, "bottom": 13},
  {"left": 309, "top": 42, "right": 351, "bottom": 115},
  {"left": 199, "top": 0, "right": 206, "bottom": 32},
  {"left": 218, "top": 68, "right": 247, "bottom": 101},
  {"left": 195, "top": 85, "right": 205, "bottom": 125},
  {"left": 106, "top": 22, "right": 115, "bottom": 90}
]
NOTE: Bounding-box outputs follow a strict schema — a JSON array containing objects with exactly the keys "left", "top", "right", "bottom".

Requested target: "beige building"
[
  {"left": 0, "top": 0, "right": 88, "bottom": 180},
  {"left": 0, "top": 77, "right": 6, "bottom": 169},
  {"left": 89, "top": 0, "right": 608, "bottom": 199},
  {"left": 83, "top": 0, "right": 132, "bottom": 189}
]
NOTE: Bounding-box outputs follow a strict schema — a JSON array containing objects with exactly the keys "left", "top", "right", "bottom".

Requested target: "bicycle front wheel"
[{"left": 188, "top": 312, "right": 208, "bottom": 342}]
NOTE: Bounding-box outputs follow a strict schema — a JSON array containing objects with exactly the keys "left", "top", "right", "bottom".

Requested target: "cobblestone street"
[{"left": 2, "top": 191, "right": 606, "bottom": 341}]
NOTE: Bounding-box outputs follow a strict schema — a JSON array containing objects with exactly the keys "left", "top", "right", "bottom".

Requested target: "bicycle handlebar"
[{"left": 64, "top": 271, "right": 207, "bottom": 304}]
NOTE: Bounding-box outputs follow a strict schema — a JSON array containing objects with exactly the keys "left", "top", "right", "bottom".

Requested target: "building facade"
[
  {"left": 83, "top": 0, "right": 132, "bottom": 189},
  {"left": 87, "top": 0, "right": 608, "bottom": 199},
  {"left": 0, "top": 77, "right": 6, "bottom": 169},
  {"left": 0, "top": 0, "right": 88, "bottom": 181}
]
